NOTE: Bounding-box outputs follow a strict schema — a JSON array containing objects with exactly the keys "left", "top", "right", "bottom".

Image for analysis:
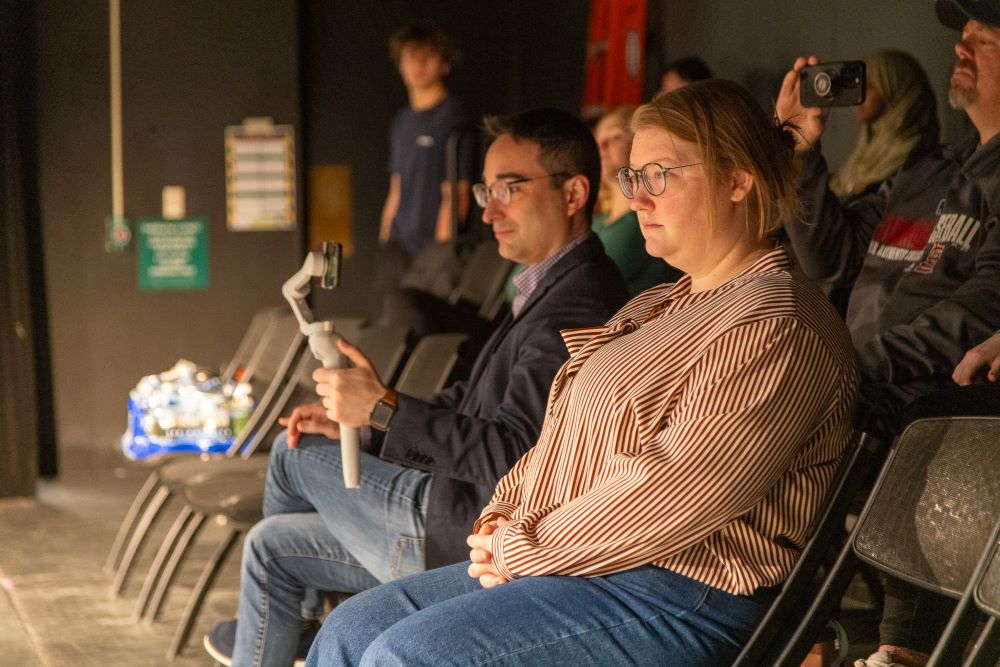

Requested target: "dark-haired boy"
[{"left": 377, "top": 25, "right": 475, "bottom": 297}]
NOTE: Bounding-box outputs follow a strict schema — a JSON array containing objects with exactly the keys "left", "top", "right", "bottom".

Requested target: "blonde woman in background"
[{"left": 594, "top": 106, "right": 681, "bottom": 295}]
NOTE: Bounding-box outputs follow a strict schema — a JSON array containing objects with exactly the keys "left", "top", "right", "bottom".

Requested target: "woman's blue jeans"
[
  {"left": 231, "top": 432, "right": 431, "bottom": 667},
  {"left": 306, "top": 561, "right": 777, "bottom": 666}
]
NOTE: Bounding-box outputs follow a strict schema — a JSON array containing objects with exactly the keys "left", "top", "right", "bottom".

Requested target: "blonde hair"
[
  {"left": 830, "top": 50, "right": 939, "bottom": 197},
  {"left": 633, "top": 79, "right": 800, "bottom": 241},
  {"left": 596, "top": 106, "right": 636, "bottom": 215}
]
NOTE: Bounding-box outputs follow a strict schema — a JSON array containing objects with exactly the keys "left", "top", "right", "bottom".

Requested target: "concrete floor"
[{"left": 0, "top": 445, "right": 240, "bottom": 667}]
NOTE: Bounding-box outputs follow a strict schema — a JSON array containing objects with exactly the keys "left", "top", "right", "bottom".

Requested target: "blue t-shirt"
[{"left": 388, "top": 96, "right": 475, "bottom": 256}]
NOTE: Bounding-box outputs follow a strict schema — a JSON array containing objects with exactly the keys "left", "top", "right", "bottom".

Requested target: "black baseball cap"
[{"left": 936, "top": 0, "right": 1000, "bottom": 29}]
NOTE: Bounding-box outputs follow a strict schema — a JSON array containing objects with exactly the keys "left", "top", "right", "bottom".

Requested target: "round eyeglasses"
[
  {"left": 472, "top": 173, "right": 571, "bottom": 208},
  {"left": 617, "top": 162, "right": 702, "bottom": 199}
]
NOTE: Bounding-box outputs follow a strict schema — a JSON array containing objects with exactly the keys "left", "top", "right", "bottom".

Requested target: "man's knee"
[
  {"left": 242, "top": 516, "right": 284, "bottom": 570},
  {"left": 359, "top": 632, "right": 409, "bottom": 667}
]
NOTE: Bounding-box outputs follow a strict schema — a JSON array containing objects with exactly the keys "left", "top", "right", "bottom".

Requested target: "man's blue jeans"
[
  {"left": 231, "top": 432, "right": 431, "bottom": 667},
  {"left": 305, "top": 561, "right": 778, "bottom": 666}
]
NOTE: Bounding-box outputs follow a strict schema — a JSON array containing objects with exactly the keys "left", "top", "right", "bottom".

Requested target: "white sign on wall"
[{"left": 224, "top": 119, "right": 296, "bottom": 231}]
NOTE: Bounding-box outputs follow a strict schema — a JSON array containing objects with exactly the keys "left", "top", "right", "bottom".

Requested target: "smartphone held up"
[{"left": 800, "top": 61, "right": 866, "bottom": 107}]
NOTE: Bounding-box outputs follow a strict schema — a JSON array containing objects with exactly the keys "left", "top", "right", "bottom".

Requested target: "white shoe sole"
[
  {"left": 203, "top": 632, "right": 233, "bottom": 666},
  {"left": 202, "top": 627, "right": 307, "bottom": 666}
]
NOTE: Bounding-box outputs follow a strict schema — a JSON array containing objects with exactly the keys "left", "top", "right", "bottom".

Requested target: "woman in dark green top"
[{"left": 594, "top": 107, "right": 681, "bottom": 295}]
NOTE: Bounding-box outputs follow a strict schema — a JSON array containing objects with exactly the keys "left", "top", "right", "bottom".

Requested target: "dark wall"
[
  {"left": 653, "top": 0, "right": 968, "bottom": 170},
  {"left": 1, "top": 0, "right": 48, "bottom": 495},
  {"left": 37, "top": 1, "right": 301, "bottom": 449}
]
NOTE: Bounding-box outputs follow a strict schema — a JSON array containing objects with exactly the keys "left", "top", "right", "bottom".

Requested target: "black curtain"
[{"left": 0, "top": 0, "right": 57, "bottom": 495}]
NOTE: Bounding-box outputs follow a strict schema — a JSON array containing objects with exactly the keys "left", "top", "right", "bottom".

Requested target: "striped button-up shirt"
[{"left": 477, "top": 248, "right": 859, "bottom": 595}]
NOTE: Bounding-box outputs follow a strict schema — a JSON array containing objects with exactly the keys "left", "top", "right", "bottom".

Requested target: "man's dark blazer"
[{"left": 376, "top": 232, "right": 631, "bottom": 567}]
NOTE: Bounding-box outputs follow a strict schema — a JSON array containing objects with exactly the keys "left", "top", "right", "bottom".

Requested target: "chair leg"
[
  {"left": 966, "top": 617, "right": 1000, "bottom": 667},
  {"left": 144, "top": 510, "right": 206, "bottom": 625},
  {"left": 103, "top": 470, "right": 160, "bottom": 574},
  {"left": 167, "top": 526, "right": 243, "bottom": 660},
  {"left": 774, "top": 542, "right": 859, "bottom": 667},
  {"left": 109, "top": 484, "right": 172, "bottom": 598},
  {"left": 131, "top": 504, "right": 194, "bottom": 622},
  {"left": 929, "top": 585, "right": 987, "bottom": 666}
]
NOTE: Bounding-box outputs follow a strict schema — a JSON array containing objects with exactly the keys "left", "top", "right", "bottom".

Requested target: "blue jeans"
[
  {"left": 231, "top": 432, "right": 431, "bottom": 667},
  {"left": 305, "top": 561, "right": 778, "bottom": 666}
]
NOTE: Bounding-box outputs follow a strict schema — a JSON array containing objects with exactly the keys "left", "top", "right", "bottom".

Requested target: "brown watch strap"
[{"left": 381, "top": 388, "right": 398, "bottom": 408}]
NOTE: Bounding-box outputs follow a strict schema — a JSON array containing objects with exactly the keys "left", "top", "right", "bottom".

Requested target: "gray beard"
[{"left": 949, "top": 78, "right": 977, "bottom": 109}]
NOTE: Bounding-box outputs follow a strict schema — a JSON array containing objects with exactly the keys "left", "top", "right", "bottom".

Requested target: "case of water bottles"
[{"left": 121, "top": 359, "right": 254, "bottom": 460}]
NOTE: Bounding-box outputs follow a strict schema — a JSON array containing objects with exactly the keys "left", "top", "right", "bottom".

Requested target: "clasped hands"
[
  {"left": 467, "top": 517, "right": 511, "bottom": 589},
  {"left": 278, "top": 337, "right": 385, "bottom": 448}
]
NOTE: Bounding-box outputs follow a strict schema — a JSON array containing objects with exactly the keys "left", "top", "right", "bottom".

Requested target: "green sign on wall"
[{"left": 137, "top": 218, "right": 209, "bottom": 290}]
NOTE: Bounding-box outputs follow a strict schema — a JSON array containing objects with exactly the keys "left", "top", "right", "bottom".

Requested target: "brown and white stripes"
[{"left": 476, "top": 248, "right": 859, "bottom": 595}]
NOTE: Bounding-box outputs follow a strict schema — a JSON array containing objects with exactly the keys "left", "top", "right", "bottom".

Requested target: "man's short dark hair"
[
  {"left": 661, "top": 57, "right": 713, "bottom": 84},
  {"left": 388, "top": 24, "right": 458, "bottom": 68},
  {"left": 483, "top": 108, "right": 601, "bottom": 220}
]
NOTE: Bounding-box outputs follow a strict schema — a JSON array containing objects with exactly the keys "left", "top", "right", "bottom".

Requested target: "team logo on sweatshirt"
[{"left": 867, "top": 211, "right": 981, "bottom": 274}]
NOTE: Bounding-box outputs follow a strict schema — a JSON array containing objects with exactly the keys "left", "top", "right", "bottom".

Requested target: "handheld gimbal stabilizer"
[{"left": 281, "top": 242, "right": 360, "bottom": 488}]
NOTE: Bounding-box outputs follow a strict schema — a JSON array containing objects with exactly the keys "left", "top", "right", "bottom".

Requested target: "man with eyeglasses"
[{"left": 204, "top": 108, "right": 628, "bottom": 667}]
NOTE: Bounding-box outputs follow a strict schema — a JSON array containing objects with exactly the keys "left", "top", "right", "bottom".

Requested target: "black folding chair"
[
  {"left": 773, "top": 417, "right": 1000, "bottom": 666},
  {"left": 732, "top": 430, "right": 887, "bottom": 666},
  {"left": 106, "top": 311, "right": 308, "bottom": 596},
  {"left": 132, "top": 324, "right": 407, "bottom": 623},
  {"left": 447, "top": 238, "right": 513, "bottom": 317},
  {"left": 392, "top": 333, "right": 468, "bottom": 399},
  {"left": 920, "top": 516, "right": 1000, "bottom": 666},
  {"left": 966, "top": 524, "right": 1000, "bottom": 665},
  {"left": 102, "top": 306, "right": 284, "bottom": 577}
]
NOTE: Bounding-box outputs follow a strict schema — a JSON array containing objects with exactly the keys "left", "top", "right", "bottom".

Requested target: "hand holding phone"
[{"left": 800, "top": 61, "right": 866, "bottom": 107}]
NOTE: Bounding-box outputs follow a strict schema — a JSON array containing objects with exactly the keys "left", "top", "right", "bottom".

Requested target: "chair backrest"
[
  {"left": 448, "top": 239, "right": 514, "bottom": 310},
  {"left": 478, "top": 283, "right": 511, "bottom": 321},
  {"left": 926, "top": 515, "right": 1000, "bottom": 666},
  {"left": 221, "top": 306, "right": 284, "bottom": 382},
  {"left": 330, "top": 316, "right": 367, "bottom": 342},
  {"left": 852, "top": 417, "right": 1000, "bottom": 598},
  {"left": 394, "top": 333, "right": 469, "bottom": 399},
  {"left": 222, "top": 313, "right": 304, "bottom": 456},
  {"left": 353, "top": 325, "right": 409, "bottom": 385},
  {"left": 243, "top": 311, "right": 305, "bottom": 387},
  {"left": 236, "top": 348, "right": 317, "bottom": 457}
]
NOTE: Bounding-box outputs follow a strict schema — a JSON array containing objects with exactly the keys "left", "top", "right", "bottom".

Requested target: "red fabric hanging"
[{"left": 582, "top": 0, "right": 647, "bottom": 121}]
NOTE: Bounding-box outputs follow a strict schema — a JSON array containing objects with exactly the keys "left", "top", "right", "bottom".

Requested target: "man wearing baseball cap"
[{"left": 777, "top": 2, "right": 1000, "bottom": 665}]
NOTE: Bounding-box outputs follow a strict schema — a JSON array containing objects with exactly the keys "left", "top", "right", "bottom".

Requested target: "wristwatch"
[{"left": 369, "top": 388, "right": 398, "bottom": 431}]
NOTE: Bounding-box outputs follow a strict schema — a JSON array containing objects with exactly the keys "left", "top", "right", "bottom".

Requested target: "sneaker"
[
  {"left": 204, "top": 618, "right": 317, "bottom": 667},
  {"left": 854, "top": 651, "right": 905, "bottom": 667},
  {"left": 204, "top": 619, "right": 236, "bottom": 666}
]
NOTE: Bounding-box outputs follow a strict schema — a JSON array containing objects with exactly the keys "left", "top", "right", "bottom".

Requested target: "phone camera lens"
[{"left": 814, "top": 71, "right": 833, "bottom": 97}]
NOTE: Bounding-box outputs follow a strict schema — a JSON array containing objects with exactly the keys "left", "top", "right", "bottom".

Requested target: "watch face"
[{"left": 370, "top": 400, "right": 396, "bottom": 431}]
